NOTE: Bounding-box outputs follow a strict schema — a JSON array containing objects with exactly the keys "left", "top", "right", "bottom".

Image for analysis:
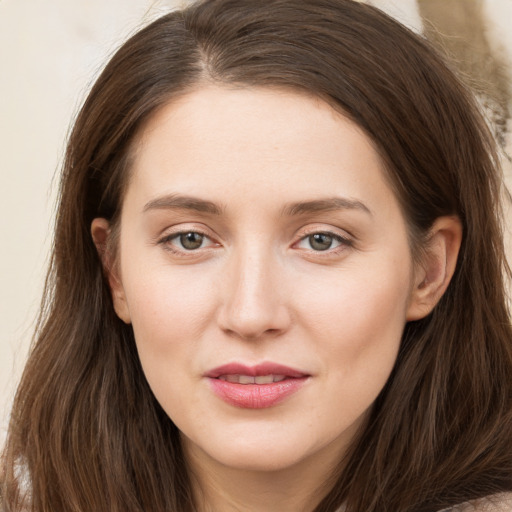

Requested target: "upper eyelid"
[
  {"left": 159, "top": 231, "right": 217, "bottom": 249},
  {"left": 299, "top": 228, "right": 349, "bottom": 238},
  {"left": 294, "top": 224, "right": 354, "bottom": 241},
  {"left": 294, "top": 232, "right": 352, "bottom": 249},
  {"left": 156, "top": 223, "right": 216, "bottom": 240},
  {"left": 161, "top": 231, "right": 211, "bottom": 243}
]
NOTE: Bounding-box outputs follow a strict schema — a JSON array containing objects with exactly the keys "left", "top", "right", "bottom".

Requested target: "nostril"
[{"left": 223, "top": 327, "right": 282, "bottom": 341}]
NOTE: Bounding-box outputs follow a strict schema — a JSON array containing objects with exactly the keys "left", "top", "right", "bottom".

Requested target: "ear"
[
  {"left": 406, "top": 216, "right": 462, "bottom": 321},
  {"left": 91, "top": 218, "right": 131, "bottom": 324}
]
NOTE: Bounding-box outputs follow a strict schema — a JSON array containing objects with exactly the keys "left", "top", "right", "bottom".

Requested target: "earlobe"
[
  {"left": 406, "top": 216, "right": 462, "bottom": 321},
  {"left": 91, "top": 218, "right": 132, "bottom": 324}
]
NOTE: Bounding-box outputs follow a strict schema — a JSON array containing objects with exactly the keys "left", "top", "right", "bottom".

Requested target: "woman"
[{"left": 1, "top": 0, "right": 511, "bottom": 510}]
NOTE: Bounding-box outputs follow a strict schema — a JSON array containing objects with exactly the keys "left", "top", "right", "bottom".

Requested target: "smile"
[{"left": 206, "top": 363, "right": 309, "bottom": 408}]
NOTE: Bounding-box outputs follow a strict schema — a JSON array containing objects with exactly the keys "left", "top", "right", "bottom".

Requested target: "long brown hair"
[{"left": 2, "top": 1, "right": 511, "bottom": 511}]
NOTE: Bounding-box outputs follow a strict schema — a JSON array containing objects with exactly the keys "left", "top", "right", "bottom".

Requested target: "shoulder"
[{"left": 438, "top": 493, "right": 512, "bottom": 511}]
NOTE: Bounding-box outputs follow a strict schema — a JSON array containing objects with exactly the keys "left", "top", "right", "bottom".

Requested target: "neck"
[{"left": 182, "top": 437, "right": 346, "bottom": 512}]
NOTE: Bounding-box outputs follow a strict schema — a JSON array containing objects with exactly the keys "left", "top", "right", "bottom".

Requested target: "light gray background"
[{"left": 1, "top": 0, "right": 511, "bottom": 443}]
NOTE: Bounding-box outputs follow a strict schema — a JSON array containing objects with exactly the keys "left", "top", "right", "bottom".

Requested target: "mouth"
[
  {"left": 217, "top": 374, "right": 288, "bottom": 384},
  {"left": 205, "top": 362, "right": 310, "bottom": 409}
]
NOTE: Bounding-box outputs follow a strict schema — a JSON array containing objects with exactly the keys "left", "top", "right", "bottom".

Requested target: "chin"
[
  {"left": 182, "top": 424, "right": 342, "bottom": 474},
  {"left": 210, "top": 443, "right": 313, "bottom": 472}
]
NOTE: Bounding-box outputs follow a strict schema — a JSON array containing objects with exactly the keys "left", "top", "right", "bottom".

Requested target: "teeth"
[
  {"left": 218, "top": 374, "right": 288, "bottom": 384},
  {"left": 255, "top": 375, "right": 274, "bottom": 384}
]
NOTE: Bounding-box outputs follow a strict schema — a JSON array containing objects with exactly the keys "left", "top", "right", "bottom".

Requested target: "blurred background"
[{"left": 1, "top": 0, "right": 511, "bottom": 443}]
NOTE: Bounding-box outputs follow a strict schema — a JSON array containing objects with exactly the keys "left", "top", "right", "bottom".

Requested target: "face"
[{"left": 104, "top": 86, "right": 421, "bottom": 474}]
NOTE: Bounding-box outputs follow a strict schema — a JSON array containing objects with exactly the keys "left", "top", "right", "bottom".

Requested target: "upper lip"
[{"left": 205, "top": 362, "right": 308, "bottom": 379}]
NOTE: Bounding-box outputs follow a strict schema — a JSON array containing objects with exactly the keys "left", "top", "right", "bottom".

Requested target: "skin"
[{"left": 92, "top": 86, "right": 461, "bottom": 512}]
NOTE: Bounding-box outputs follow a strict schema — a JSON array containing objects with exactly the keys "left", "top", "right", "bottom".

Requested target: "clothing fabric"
[
  {"left": 336, "top": 492, "right": 512, "bottom": 511},
  {"left": 438, "top": 492, "right": 512, "bottom": 511}
]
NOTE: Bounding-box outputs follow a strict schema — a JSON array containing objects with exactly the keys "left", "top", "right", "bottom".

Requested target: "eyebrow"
[
  {"left": 282, "top": 197, "right": 372, "bottom": 217},
  {"left": 143, "top": 193, "right": 372, "bottom": 217},
  {"left": 143, "top": 194, "right": 224, "bottom": 215}
]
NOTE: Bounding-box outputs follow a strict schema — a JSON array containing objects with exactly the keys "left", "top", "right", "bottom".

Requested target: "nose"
[{"left": 216, "top": 246, "right": 291, "bottom": 341}]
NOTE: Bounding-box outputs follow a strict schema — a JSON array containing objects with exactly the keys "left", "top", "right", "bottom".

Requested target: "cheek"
[
  {"left": 124, "top": 238, "right": 221, "bottom": 317},
  {"left": 121, "top": 264, "right": 220, "bottom": 371},
  {"left": 292, "top": 270, "right": 410, "bottom": 438},
  {"left": 293, "top": 260, "right": 411, "bottom": 380},
  {"left": 121, "top": 268, "right": 220, "bottom": 423}
]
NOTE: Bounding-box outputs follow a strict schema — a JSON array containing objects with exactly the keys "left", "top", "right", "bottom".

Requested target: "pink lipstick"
[{"left": 205, "top": 362, "right": 309, "bottom": 409}]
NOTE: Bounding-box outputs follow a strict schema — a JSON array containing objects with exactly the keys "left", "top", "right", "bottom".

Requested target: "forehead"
[{"left": 126, "top": 85, "right": 397, "bottom": 217}]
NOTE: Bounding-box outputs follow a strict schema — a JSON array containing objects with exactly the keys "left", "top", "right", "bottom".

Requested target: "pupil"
[
  {"left": 310, "top": 233, "right": 332, "bottom": 251},
  {"left": 180, "top": 232, "right": 203, "bottom": 250}
]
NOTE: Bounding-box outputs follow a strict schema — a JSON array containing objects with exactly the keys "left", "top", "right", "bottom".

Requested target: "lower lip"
[{"left": 208, "top": 377, "right": 308, "bottom": 409}]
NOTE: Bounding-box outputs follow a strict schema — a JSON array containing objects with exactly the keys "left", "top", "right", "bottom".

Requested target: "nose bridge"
[{"left": 218, "top": 239, "right": 289, "bottom": 339}]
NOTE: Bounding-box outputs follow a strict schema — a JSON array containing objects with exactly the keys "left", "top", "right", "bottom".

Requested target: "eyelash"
[
  {"left": 158, "top": 229, "right": 216, "bottom": 256},
  {"left": 295, "top": 230, "right": 353, "bottom": 255},
  {"left": 157, "top": 228, "right": 353, "bottom": 257}
]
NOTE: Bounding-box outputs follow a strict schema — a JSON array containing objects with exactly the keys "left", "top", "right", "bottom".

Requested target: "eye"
[
  {"left": 178, "top": 232, "right": 207, "bottom": 250},
  {"left": 160, "top": 231, "right": 215, "bottom": 251},
  {"left": 296, "top": 232, "right": 350, "bottom": 252}
]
